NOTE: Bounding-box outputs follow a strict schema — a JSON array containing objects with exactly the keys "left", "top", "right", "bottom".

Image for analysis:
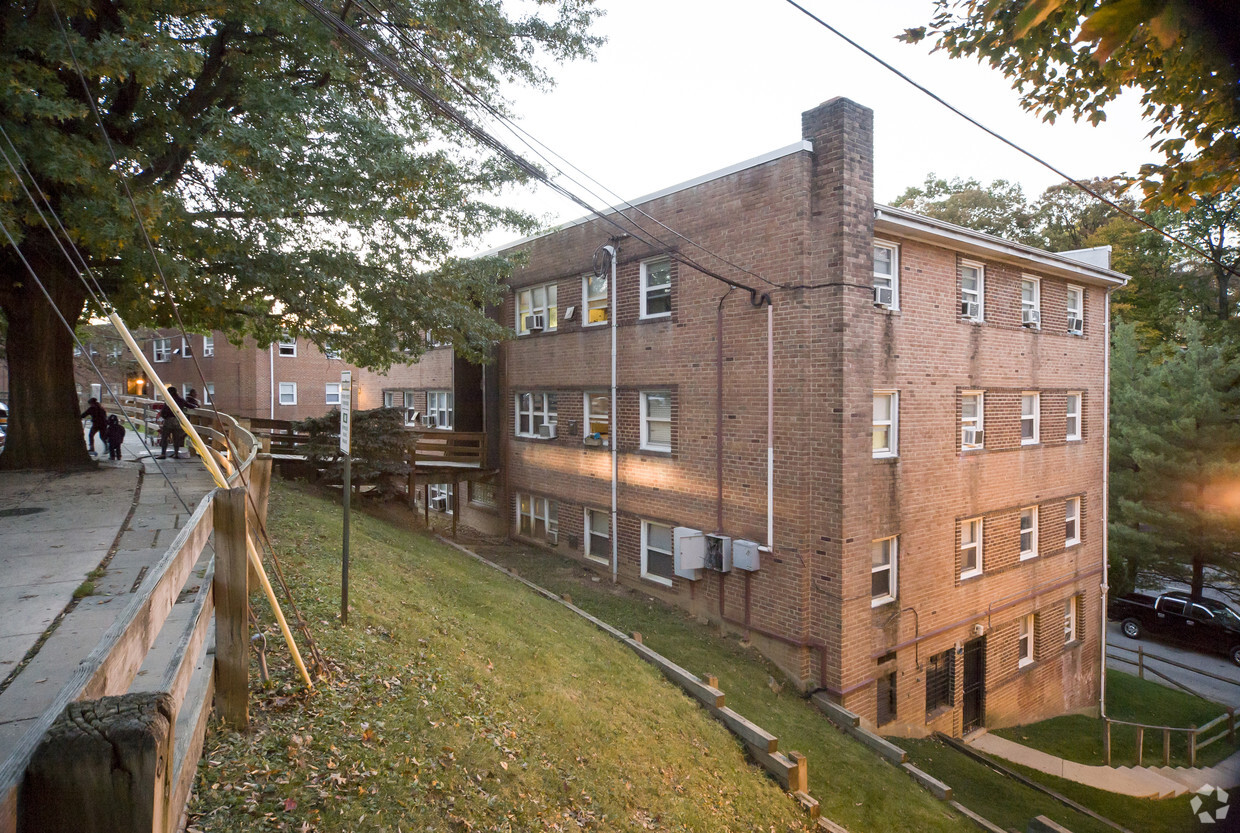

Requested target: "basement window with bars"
[{"left": 925, "top": 649, "right": 955, "bottom": 718}]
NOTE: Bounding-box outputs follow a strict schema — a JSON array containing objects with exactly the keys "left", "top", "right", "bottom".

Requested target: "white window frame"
[
  {"left": 278, "top": 339, "right": 297, "bottom": 357},
  {"left": 1021, "top": 392, "right": 1040, "bottom": 445},
  {"left": 278, "top": 382, "right": 297, "bottom": 406},
  {"left": 582, "top": 273, "right": 609, "bottom": 326},
  {"left": 1065, "top": 497, "right": 1081, "bottom": 547},
  {"left": 202, "top": 335, "right": 214, "bottom": 358},
  {"left": 203, "top": 383, "right": 214, "bottom": 405},
  {"left": 873, "top": 391, "right": 898, "bottom": 458},
  {"left": 427, "top": 390, "right": 453, "bottom": 429},
  {"left": 871, "top": 536, "right": 898, "bottom": 607},
  {"left": 1066, "top": 392, "right": 1082, "bottom": 441},
  {"left": 1066, "top": 285, "right": 1084, "bottom": 334},
  {"left": 1020, "top": 506, "right": 1039, "bottom": 560},
  {"left": 430, "top": 483, "right": 455, "bottom": 514},
  {"left": 1018, "top": 613, "right": 1035, "bottom": 668},
  {"left": 584, "top": 508, "right": 609, "bottom": 565},
  {"left": 515, "top": 392, "right": 557, "bottom": 438},
  {"left": 325, "top": 345, "right": 342, "bottom": 360},
  {"left": 181, "top": 336, "right": 193, "bottom": 358},
  {"left": 515, "top": 492, "right": 558, "bottom": 541},
  {"left": 1021, "top": 277, "right": 1041, "bottom": 328},
  {"left": 108, "top": 343, "right": 122, "bottom": 360},
  {"left": 1064, "top": 596, "right": 1078, "bottom": 644},
  {"left": 640, "top": 520, "right": 674, "bottom": 586},
  {"left": 639, "top": 258, "right": 672, "bottom": 320},
  {"left": 640, "top": 390, "right": 672, "bottom": 452},
  {"left": 584, "top": 391, "right": 610, "bottom": 445},
  {"left": 516, "top": 283, "right": 558, "bottom": 335},
  {"left": 153, "top": 338, "right": 172, "bottom": 363},
  {"left": 961, "top": 391, "right": 984, "bottom": 450},
  {"left": 961, "top": 517, "right": 983, "bottom": 579},
  {"left": 383, "top": 391, "right": 396, "bottom": 409},
  {"left": 873, "top": 241, "right": 899, "bottom": 309},
  {"left": 960, "top": 261, "right": 984, "bottom": 321},
  {"left": 325, "top": 383, "right": 341, "bottom": 406}
]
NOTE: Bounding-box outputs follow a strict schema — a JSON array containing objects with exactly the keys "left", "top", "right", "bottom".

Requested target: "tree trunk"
[
  {"left": 0, "top": 235, "right": 92, "bottom": 470},
  {"left": 1191, "top": 556, "right": 1206, "bottom": 601}
]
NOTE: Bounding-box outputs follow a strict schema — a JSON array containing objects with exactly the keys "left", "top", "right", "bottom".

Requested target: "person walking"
[
  {"left": 157, "top": 389, "right": 187, "bottom": 459},
  {"left": 80, "top": 397, "right": 107, "bottom": 456},
  {"left": 104, "top": 414, "right": 126, "bottom": 460}
]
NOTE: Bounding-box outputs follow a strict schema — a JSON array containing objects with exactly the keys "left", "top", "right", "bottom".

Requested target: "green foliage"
[
  {"left": 1109, "top": 321, "right": 1240, "bottom": 597},
  {"left": 893, "top": 175, "right": 1040, "bottom": 245},
  {"left": 298, "top": 407, "right": 411, "bottom": 499},
  {"left": 901, "top": 1, "right": 1239, "bottom": 209}
]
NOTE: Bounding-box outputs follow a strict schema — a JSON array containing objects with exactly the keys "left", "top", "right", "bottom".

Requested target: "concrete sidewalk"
[
  {"left": 969, "top": 729, "right": 1240, "bottom": 799},
  {"left": 0, "top": 428, "right": 216, "bottom": 760}
]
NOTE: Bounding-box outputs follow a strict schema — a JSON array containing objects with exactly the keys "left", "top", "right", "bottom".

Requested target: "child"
[{"left": 104, "top": 414, "right": 126, "bottom": 461}]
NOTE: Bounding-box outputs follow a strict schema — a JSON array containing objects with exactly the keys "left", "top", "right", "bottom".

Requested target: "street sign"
[{"left": 339, "top": 371, "right": 352, "bottom": 454}]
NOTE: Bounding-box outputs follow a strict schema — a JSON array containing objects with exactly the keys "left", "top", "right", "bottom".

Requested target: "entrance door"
[{"left": 962, "top": 637, "right": 986, "bottom": 733}]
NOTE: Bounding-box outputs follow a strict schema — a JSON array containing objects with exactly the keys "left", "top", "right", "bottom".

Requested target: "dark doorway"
[{"left": 962, "top": 637, "right": 986, "bottom": 733}]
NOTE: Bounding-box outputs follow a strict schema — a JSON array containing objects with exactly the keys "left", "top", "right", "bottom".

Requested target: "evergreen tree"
[{"left": 299, "top": 407, "right": 412, "bottom": 500}]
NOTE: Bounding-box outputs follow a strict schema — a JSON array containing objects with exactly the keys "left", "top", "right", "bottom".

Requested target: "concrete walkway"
[
  {"left": 969, "top": 729, "right": 1240, "bottom": 799},
  {"left": 0, "top": 428, "right": 216, "bottom": 762}
]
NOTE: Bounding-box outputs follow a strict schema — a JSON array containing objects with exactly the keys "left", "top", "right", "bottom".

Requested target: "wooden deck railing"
[{"left": 1, "top": 405, "right": 268, "bottom": 833}]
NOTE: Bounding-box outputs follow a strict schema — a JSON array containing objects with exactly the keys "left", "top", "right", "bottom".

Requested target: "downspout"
[
  {"left": 608, "top": 243, "right": 619, "bottom": 584},
  {"left": 716, "top": 290, "right": 732, "bottom": 531},
  {"left": 1100, "top": 285, "right": 1115, "bottom": 718},
  {"left": 767, "top": 301, "right": 774, "bottom": 550},
  {"left": 269, "top": 343, "right": 275, "bottom": 419}
]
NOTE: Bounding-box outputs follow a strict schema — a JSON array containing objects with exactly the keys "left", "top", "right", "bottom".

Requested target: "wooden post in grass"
[
  {"left": 213, "top": 486, "right": 249, "bottom": 729},
  {"left": 452, "top": 478, "right": 459, "bottom": 538},
  {"left": 1103, "top": 719, "right": 1111, "bottom": 766},
  {"left": 1163, "top": 727, "right": 1171, "bottom": 766},
  {"left": 1137, "top": 646, "right": 1144, "bottom": 680},
  {"left": 424, "top": 483, "right": 430, "bottom": 527},
  {"left": 788, "top": 751, "right": 808, "bottom": 794},
  {"left": 1189, "top": 725, "right": 1197, "bottom": 768},
  {"left": 1135, "top": 726, "right": 1144, "bottom": 767},
  {"left": 1229, "top": 708, "right": 1235, "bottom": 743}
]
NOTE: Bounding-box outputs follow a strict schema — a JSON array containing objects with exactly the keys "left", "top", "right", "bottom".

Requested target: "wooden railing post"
[
  {"left": 1135, "top": 726, "right": 1144, "bottom": 767},
  {"left": 788, "top": 751, "right": 808, "bottom": 794},
  {"left": 1163, "top": 727, "right": 1171, "bottom": 766},
  {"left": 1103, "top": 719, "right": 1111, "bottom": 766},
  {"left": 212, "top": 487, "right": 249, "bottom": 730},
  {"left": 1137, "top": 645, "right": 1144, "bottom": 680},
  {"left": 1189, "top": 725, "right": 1197, "bottom": 768}
]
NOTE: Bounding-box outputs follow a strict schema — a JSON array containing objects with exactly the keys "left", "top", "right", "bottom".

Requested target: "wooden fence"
[{"left": 0, "top": 407, "right": 268, "bottom": 833}]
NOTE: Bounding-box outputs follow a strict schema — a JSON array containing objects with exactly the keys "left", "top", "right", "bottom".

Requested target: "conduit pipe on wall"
[
  {"left": 1100, "top": 286, "right": 1115, "bottom": 719},
  {"left": 269, "top": 343, "right": 275, "bottom": 419},
  {"left": 767, "top": 301, "right": 774, "bottom": 551},
  {"left": 607, "top": 243, "right": 619, "bottom": 585}
]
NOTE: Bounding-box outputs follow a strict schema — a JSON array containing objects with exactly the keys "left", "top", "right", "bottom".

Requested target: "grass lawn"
[
  {"left": 993, "top": 670, "right": 1239, "bottom": 769},
  {"left": 188, "top": 481, "right": 815, "bottom": 832}
]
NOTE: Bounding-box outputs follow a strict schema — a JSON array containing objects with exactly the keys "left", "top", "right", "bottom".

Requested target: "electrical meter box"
[
  {"left": 673, "top": 527, "right": 705, "bottom": 580},
  {"left": 732, "top": 539, "right": 761, "bottom": 572},
  {"left": 704, "top": 534, "right": 732, "bottom": 572}
]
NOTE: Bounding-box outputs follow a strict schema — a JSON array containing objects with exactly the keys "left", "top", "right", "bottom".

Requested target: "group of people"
[{"left": 80, "top": 387, "right": 201, "bottom": 461}]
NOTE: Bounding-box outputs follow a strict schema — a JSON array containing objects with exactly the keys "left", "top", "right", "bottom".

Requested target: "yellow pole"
[{"left": 107, "top": 313, "right": 313, "bottom": 689}]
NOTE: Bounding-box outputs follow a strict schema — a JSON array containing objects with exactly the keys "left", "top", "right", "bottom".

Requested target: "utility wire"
[{"left": 781, "top": 0, "right": 1240, "bottom": 282}]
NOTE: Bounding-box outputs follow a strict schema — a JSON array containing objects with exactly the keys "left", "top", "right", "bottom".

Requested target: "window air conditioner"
[
  {"left": 962, "top": 427, "right": 984, "bottom": 447},
  {"left": 961, "top": 301, "right": 979, "bottom": 319},
  {"left": 524, "top": 313, "right": 544, "bottom": 333},
  {"left": 1068, "top": 316, "right": 1083, "bottom": 335},
  {"left": 421, "top": 414, "right": 436, "bottom": 428},
  {"left": 1022, "top": 308, "right": 1041, "bottom": 327},
  {"left": 873, "top": 286, "right": 893, "bottom": 308},
  {"left": 538, "top": 422, "right": 557, "bottom": 439}
]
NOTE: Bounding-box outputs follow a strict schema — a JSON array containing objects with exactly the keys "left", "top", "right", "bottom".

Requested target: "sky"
[{"left": 468, "top": 0, "right": 1160, "bottom": 252}]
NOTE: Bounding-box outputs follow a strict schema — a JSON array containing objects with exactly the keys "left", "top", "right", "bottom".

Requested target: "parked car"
[{"left": 1109, "top": 590, "right": 1240, "bottom": 665}]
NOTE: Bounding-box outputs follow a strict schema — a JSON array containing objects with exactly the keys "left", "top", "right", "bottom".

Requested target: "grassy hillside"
[{"left": 188, "top": 481, "right": 811, "bottom": 832}]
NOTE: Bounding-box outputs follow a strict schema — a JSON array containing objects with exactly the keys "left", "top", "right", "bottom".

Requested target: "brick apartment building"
[{"left": 474, "top": 96, "right": 1126, "bottom": 737}]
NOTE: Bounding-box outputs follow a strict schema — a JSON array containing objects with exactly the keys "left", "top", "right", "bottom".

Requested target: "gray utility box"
[{"left": 732, "top": 539, "right": 761, "bottom": 572}]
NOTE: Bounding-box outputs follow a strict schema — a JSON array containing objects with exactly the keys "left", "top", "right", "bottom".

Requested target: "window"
[
  {"left": 583, "top": 273, "right": 609, "bottom": 325},
  {"left": 641, "top": 520, "right": 674, "bottom": 585},
  {"left": 1067, "top": 286, "right": 1084, "bottom": 335},
  {"left": 925, "top": 649, "right": 955, "bottom": 715},
  {"left": 516, "top": 493, "right": 558, "bottom": 542},
  {"left": 877, "top": 672, "right": 897, "bottom": 727},
  {"left": 640, "top": 258, "right": 672, "bottom": 319},
  {"left": 427, "top": 391, "right": 453, "bottom": 429},
  {"left": 871, "top": 536, "right": 897, "bottom": 606},
  {"left": 516, "top": 283, "right": 557, "bottom": 334},
  {"left": 403, "top": 391, "right": 419, "bottom": 427},
  {"left": 383, "top": 390, "right": 396, "bottom": 409},
  {"left": 584, "top": 391, "right": 609, "bottom": 445},
  {"left": 640, "top": 390, "right": 672, "bottom": 452},
  {"left": 278, "top": 339, "right": 297, "bottom": 357},
  {"left": 1064, "top": 596, "right": 1078, "bottom": 644},
  {"left": 585, "top": 508, "right": 609, "bottom": 564},
  {"left": 325, "top": 383, "right": 341, "bottom": 405},
  {"left": 325, "top": 345, "right": 341, "bottom": 360},
  {"left": 1020, "top": 507, "right": 1038, "bottom": 560},
  {"left": 203, "top": 336, "right": 214, "bottom": 358},
  {"left": 515, "top": 392, "right": 558, "bottom": 438},
  {"left": 108, "top": 343, "right": 122, "bottom": 360},
  {"left": 430, "top": 483, "right": 454, "bottom": 514},
  {"left": 873, "top": 241, "right": 899, "bottom": 309},
  {"left": 961, "top": 391, "right": 984, "bottom": 450},
  {"left": 873, "top": 391, "right": 898, "bottom": 457},
  {"left": 153, "top": 338, "right": 172, "bottom": 363},
  {"left": 1065, "top": 497, "right": 1081, "bottom": 546},
  {"left": 182, "top": 384, "right": 193, "bottom": 400},
  {"left": 469, "top": 482, "right": 496, "bottom": 507},
  {"left": 1018, "top": 614, "right": 1035, "bottom": 667},
  {"left": 278, "top": 382, "right": 297, "bottom": 405},
  {"left": 203, "top": 383, "right": 214, "bottom": 405},
  {"left": 1066, "top": 392, "right": 1082, "bottom": 441},
  {"left": 181, "top": 337, "right": 193, "bottom": 358},
  {"left": 1021, "top": 392, "right": 1040, "bottom": 444},
  {"left": 961, "top": 517, "right": 983, "bottom": 579},
  {"left": 960, "top": 261, "right": 983, "bottom": 320},
  {"left": 1020, "top": 277, "right": 1040, "bottom": 327}
]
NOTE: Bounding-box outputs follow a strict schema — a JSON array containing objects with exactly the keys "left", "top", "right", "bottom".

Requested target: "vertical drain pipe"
[
  {"left": 767, "top": 301, "right": 774, "bottom": 550},
  {"left": 1100, "top": 286, "right": 1115, "bottom": 718},
  {"left": 269, "top": 343, "right": 275, "bottom": 419},
  {"left": 607, "top": 243, "right": 620, "bottom": 584}
]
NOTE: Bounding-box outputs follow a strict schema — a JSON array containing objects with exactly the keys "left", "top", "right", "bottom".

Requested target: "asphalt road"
[{"left": 1106, "top": 621, "right": 1240, "bottom": 708}]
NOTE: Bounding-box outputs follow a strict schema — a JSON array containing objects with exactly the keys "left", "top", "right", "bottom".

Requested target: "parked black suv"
[{"left": 1109, "top": 591, "right": 1240, "bottom": 666}]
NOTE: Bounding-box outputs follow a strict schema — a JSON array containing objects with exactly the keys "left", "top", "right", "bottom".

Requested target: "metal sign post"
[{"left": 340, "top": 371, "right": 352, "bottom": 625}]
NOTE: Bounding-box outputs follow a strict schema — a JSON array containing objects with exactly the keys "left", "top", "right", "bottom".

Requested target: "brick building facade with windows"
[{"left": 484, "top": 96, "right": 1126, "bottom": 737}]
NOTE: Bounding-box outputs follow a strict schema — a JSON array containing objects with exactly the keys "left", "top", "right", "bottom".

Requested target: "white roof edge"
[
  {"left": 476, "top": 141, "right": 814, "bottom": 257},
  {"left": 874, "top": 204, "right": 1130, "bottom": 287}
]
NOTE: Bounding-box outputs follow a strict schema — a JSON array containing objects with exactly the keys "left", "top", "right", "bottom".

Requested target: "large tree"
[
  {"left": 0, "top": 0, "right": 600, "bottom": 469},
  {"left": 901, "top": 0, "right": 1239, "bottom": 210}
]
